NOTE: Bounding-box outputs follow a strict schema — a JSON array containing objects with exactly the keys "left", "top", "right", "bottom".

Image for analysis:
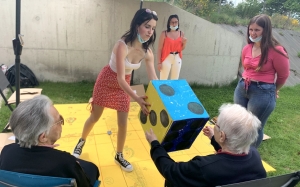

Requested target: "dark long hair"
[
  {"left": 167, "top": 14, "right": 179, "bottom": 32},
  {"left": 247, "top": 14, "right": 288, "bottom": 71},
  {"left": 122, "top": 8, "right": 158, "bottom": 51}
]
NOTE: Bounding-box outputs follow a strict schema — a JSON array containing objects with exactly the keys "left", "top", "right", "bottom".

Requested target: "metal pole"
[
  {"left": 140, "top": 0, "right": 143, "bottom": 9},
  {"left": 15, "top": 0, "right": 21, "bottom": 106}
]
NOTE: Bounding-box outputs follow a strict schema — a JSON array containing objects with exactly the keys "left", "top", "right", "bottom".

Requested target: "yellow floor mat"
[{"left": 54, "top": 102, "right": 275, "bottom": 187}]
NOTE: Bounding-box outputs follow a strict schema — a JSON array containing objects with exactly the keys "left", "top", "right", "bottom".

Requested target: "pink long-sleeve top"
[{"left": 242, "top": 44, "right": 290, "bottom": 85}]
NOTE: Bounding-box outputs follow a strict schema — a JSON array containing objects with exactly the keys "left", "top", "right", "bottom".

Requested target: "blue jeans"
[{"left": 234, "top": 78, "right": 276, "bottom": 147}]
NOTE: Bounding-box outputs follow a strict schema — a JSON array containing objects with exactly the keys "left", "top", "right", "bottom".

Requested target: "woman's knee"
[
  {"left": 117, "top": 111, "right": 128, "bottom": 125},
  {"left": 89, "top": 106, "right": 104, "bottom": 122},
  {"left": 89, "top": 113, "right": 100, "bottom": 123}
]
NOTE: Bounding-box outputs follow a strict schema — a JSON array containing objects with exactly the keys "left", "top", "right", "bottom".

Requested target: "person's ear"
[
  {"left": 219, "top": 131, "right": 226, "bottom": 143},
  {"left": 38, "top": 132, "right": 47, "bottom": 143}
]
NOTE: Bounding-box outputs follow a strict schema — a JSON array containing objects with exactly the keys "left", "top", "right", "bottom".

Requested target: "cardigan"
[
  {"left": 150, "top": 137, "right": 266, "bottom": 187},
  {"left": 0, "top": 143, "right": 99, "bottom": 187}
]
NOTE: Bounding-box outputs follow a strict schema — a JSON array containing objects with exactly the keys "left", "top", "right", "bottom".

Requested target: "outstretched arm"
[
  {"left": 115, "top": 41, "right": 150, "bottom": 114},
  {"left": 181, "top": 31, "right": 187, "bottom": 51},
  {"left": 145, "top": 48, "right": 158, "bottom": 80},
  {"left": 115, "top": 41, "right": 138, "bottom": 100},
  {"left": 145, "top": 129, "right": 207, "bottom": 186},
  {"left": 157, "top": 31, "right": 166, "bottom": 72}
]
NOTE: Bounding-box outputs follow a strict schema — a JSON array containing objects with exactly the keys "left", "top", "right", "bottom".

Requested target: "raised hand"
[
  {"left": 203, "top": 126, "right": 214, "bottom": 140},
  {"left": 145, "top": 128, "right": 158, "bottom": 143}
]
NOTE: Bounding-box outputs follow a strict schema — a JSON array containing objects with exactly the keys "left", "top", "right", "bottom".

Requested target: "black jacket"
[
  {"left": 150, "top": 137, "right": 266, "bottom": 187},
  {"left": 0, "top": 143, "right": 99, "bottom": 187}
]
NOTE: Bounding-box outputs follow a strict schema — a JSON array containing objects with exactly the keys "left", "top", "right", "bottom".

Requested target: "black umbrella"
[{"left": 12, "top": 0, "right": 23, "bottom": 106}]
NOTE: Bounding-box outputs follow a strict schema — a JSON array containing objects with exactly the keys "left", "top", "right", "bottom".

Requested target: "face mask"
[
  {"left": 137, "top": 33, "right": 149, "bottom": 43},
  {"left": 249, "top": 36, "right": 262, "bottom": 43},
  {"left": 170, "top": 25, "right": 178, "bottom": 30}
]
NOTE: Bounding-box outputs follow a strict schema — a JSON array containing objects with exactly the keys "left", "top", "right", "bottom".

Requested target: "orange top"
[{"left": 160, "top": 32, "right": 183, "bottom": 63}]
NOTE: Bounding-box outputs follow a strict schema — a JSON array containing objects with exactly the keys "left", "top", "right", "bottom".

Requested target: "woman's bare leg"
[
  {"left": 81, "top": 104, "right": 105, "bottom": 139},
  {"left": 116, "top": 111, "right": 128, "bottom": 152},
  {"left": 73, "top": 104, "right": 104, "bottom": 158},
  {"left": 114, "top": 111, "right": 133, "bottom": 172}
]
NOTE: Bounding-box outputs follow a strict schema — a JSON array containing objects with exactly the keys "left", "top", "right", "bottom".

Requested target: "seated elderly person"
[
  {"left": 0, "top": 95, "right": 99, "bottom": 187},
  {"left": 145, "top": 103, "right": 266, "bottom": 187}
]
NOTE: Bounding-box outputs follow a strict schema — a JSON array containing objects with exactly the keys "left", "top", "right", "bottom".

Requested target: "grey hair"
[
  {"left": 217, "top": 103, "right": 261, "bottom": 154},
  {"left": 9, "top": 95, "right": 54, "bottom": 148}
]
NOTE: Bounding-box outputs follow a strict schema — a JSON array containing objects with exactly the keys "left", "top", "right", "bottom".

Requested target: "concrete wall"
[{"left": 0, "top": 0, "right": 243, "bottom": 85}]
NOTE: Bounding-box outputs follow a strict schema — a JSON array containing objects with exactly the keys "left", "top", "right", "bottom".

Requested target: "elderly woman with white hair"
[
  {"left": 145, "top": 103, "right": 266, "bottom": 187},
  {"left": 0, "top": 95, "right": 99, "bottom": 187}
]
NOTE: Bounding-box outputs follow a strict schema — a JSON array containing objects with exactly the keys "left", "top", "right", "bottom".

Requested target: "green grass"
[
  {"left": 39, "top": 81, "right": 95, "bottom": 104},
  {"left": 1, "top": 80, "right": 300, "bottom": 179},
  {"left": 0, "top": 81, "right": 95, "bottom": 127}
]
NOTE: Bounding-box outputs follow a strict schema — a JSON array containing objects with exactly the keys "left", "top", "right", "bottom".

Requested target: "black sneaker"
[
  {"left": 73, "top": 138, "right": 85, "bottom": 158},
  {"left": 114, "top": 153, "right": 133, "bottom": 172}
]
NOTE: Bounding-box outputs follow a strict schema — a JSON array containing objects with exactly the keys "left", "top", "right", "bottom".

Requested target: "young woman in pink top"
[
  {"left": 234, "top": 14, "right": 290, "bottom": 147},
  {"left": 157, "top": 14, "right": 187, "bottom": 80},
  {"left": 72, "top": 8, "right": 159, "bottom": 172}
]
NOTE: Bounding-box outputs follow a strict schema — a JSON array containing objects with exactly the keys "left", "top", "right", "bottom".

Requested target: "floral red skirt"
[{"left": 92, "top": 65, "right": 131, "bottom": 112}]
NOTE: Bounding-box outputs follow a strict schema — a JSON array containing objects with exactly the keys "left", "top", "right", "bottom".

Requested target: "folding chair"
[
  {"left": 0, "top": 70, "right": 14, "bottom": 111},
  {"left": 0, "top": 170, "right": 101, "bottom": 187},
  {"left": 216, "top": 171, "right": 300, "bottom": 187},
  {"left": 0, "top": 70, "right": 42, "bottom": 111},
  {"left": 0, "top": 70, "right": 42, "bottom": 132}
]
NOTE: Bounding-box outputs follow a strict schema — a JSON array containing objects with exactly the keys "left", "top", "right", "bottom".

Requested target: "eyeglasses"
[
  {"left": 53, "top": 115, "right": 64, "bottom": 126},
  {"left": 215, "top": 123, "right": 220, "bottom": 130},
  {"left": 145, "top": 9, "right": 157, "bottom": 16}
]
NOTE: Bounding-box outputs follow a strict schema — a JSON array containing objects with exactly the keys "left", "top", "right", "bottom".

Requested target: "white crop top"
[{"left": 109, "top": 40, "right": 143, "bottom": 75}]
